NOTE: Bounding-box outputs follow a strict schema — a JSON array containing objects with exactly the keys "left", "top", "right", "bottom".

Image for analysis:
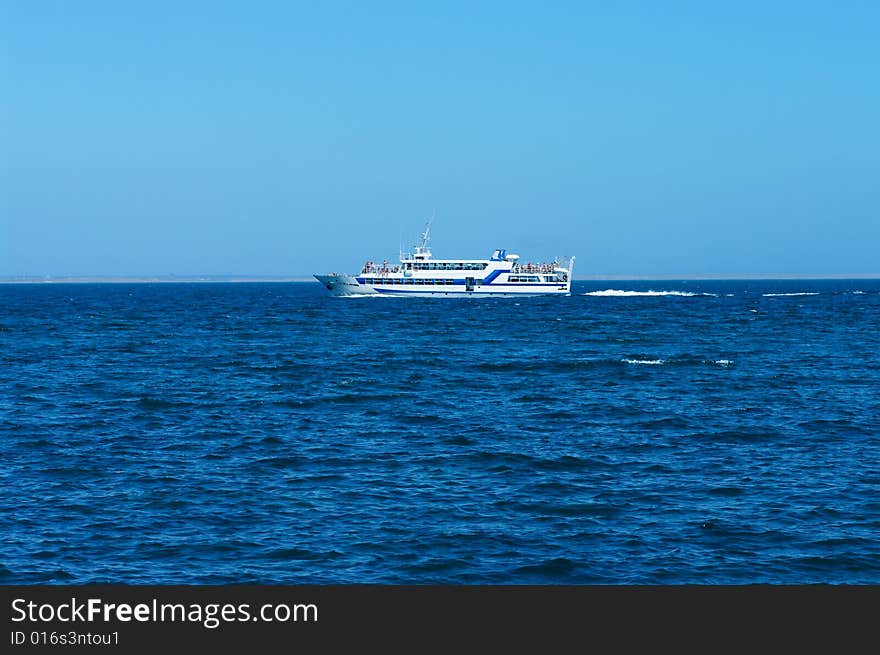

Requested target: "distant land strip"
[{"left": 3, "top": 274, "right": 880, "bottom": 284}]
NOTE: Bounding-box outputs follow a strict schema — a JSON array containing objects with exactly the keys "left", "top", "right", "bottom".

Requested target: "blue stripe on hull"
[
  {"left": 371, "top": 287, "right": 566, "bottom": 295},
  {"left": 480, "top": 269, "right": 509, "bottom": 285}
]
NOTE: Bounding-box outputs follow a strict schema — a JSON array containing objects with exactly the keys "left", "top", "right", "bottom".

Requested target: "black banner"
[{"left": 2, "top": 585, "right": 875, "bottom": 650}]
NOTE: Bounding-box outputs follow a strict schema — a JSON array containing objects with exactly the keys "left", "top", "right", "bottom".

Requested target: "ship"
[{"left": 314, "top": 220, "right": 574, "bottom": 297}]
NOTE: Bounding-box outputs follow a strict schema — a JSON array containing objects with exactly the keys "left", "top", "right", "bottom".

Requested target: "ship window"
[
  {"left": 405, "top": 278, "right": 413, "bottom": 284},
  {"left": 476, "top": 279, "right": 483, "bottom": 285},
  {"left": 415, "top": 279, "right": 424, "bottom": 285},
  {"left": 446, "top": 279, "right": 453, "bottom": 284}
]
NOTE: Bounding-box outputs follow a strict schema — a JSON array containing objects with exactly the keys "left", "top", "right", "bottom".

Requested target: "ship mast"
[{"left": 413, "top": 212, "right": 434, "bottom": 259}]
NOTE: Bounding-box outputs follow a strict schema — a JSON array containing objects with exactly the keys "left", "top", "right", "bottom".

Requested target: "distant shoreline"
[{"left": 3, "top": 274, "right": 880, "bottom": 284}]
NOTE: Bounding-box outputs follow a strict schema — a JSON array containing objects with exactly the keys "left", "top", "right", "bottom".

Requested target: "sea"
[{"left": 2, "top": 279, "right": 878, "bottom": 584}]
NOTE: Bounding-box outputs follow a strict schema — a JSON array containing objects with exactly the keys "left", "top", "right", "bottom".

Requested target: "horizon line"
[{"left": 3, "top": 273, "right": 880, "bottom": 284}]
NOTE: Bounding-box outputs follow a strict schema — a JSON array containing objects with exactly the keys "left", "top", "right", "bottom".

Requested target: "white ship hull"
[{"left": 315, "top": 273, "right": 571, "bottom": 297}]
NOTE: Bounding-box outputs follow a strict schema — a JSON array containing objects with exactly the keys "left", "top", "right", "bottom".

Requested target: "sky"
[{"left": 2, "top": 1, "right": 879, "bottom": 277}]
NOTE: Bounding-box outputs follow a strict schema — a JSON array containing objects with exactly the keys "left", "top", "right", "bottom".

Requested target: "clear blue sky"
[{"left": 2, "top": 1, "right": 878, "bottom": 277}]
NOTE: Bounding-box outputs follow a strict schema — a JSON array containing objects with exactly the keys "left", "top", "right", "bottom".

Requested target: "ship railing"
[
  {"left": 360, "top": 265, "right": 401, "bottom": 275},
  {"left": 510, "top": 262, "right": 557, "bottom": 274}
]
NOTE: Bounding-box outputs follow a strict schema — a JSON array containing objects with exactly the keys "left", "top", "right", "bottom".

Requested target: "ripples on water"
[{"left": 1, "top": 280, "right": 879, "bottom": 583}]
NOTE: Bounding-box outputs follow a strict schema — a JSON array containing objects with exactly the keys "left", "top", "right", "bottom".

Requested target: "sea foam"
[{"left": 584, "top": 289, "right": 716, "bottom": 297}]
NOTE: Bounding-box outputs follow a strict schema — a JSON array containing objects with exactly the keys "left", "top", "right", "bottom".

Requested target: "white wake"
[{"left": 584, "top": 289, "right": 717, "bottom": 297}]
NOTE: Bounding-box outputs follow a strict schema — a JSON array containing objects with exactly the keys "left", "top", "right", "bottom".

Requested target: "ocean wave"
[
  {"left": 513, "top": 557, "right": 577, "bottom": 576},
  {"left": 762, "top": 292, "right": 820, "bottom": 297},
  {"left": 584, "top": 289, "right": 717, "bottom": 297},
  {"left": 622, "top": 358, "right": 665, "bottom": 365}
]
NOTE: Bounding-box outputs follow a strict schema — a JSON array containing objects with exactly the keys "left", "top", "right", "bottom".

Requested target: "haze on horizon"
[{"left": 2, "top": 2, "right": 878, "bottom": 278}]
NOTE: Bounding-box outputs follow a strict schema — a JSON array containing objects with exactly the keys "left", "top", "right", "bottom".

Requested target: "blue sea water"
[{"left": 1, "top": 280, "right": 879, "bottom": 584}]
